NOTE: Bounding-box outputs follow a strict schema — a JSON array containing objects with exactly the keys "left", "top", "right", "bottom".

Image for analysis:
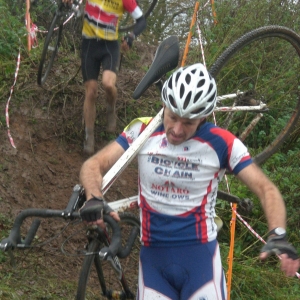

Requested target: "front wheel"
[
  {"left": 76, "top": 213, "right": 140, "bottom": 300},
  {"left": 209, "top": 25, "right": 300, "bottom": 165}
]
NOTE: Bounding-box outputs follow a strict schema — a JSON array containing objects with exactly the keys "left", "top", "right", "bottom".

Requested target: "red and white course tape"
[{"left": 5, "top": 49, "right": 21, "bottom": 149}]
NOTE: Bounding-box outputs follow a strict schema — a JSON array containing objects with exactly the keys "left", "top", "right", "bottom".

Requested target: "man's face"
[{"left": 163, "top": 107, "right": 204, "bottom": 145}]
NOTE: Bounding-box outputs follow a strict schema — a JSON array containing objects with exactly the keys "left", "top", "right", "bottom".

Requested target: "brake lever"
[
  {"left": 0, "top": 238, "right": 13, "bottom": 251},
  {"left": 0, "top": 239, "right": 17, "bottom": 267}
]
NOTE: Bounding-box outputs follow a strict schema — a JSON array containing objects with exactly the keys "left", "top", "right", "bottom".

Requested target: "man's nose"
[{"left": 173, "top": 122, "right": 184, "bottom": 135}]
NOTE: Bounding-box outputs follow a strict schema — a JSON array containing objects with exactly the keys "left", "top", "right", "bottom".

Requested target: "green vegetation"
[{"left": 1, "top": 0, "right": 300, "bottom": 299}]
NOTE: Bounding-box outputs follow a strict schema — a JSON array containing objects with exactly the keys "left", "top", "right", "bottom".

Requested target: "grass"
[{"left": 1, "top": 21, "right": 300, "bottom": 300}]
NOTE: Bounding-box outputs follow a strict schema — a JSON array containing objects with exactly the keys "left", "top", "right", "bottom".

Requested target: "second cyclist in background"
[{"left": 66, "top": 0, "right": 147, "bottom": 155}]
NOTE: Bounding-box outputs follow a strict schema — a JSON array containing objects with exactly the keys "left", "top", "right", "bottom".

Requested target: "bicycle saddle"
[{"left": 132, "top": 35, "right": 180, "bottom": 99}]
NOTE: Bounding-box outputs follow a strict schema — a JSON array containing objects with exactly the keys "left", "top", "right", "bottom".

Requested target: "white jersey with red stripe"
[{"left": 116, "top": 117, "right": 252, "bottom": 247}]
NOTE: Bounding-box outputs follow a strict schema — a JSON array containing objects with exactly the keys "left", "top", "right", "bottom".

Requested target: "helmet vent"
[
  {"left": 175, "top": 72, "right": 181, "bottom": 83},
  {"left": 205, "top": 103, "right": 215, "bottom": 114},
  {"left": 163, "top": 88, "right": 167, "bottom": 99},
  {"left": 185, "top": 74, "right": 191, "bottom": 84},
  {"left": 183, "top": 91, "right": 192, "bottom": 109},
  {"left": 197, "top": 79, "right": 205, "bottom": 88},
  {"left": 191, "top": 107, "right": 205, "bottom": 115},
  {"left": 207, "top": 91, "right": 216, "bottom": 103},
  {"left": 207, "top": 83, "right": 213, "bottom": 96},
  {"left": 168, "top": 78, "right": 173, "bottom": 89},
  {"left": 194, "top": 91, "right": 203, "bottom": 103},
  {"left": 169, "top": 95, "right": 177, "bottom": 108},
  {"left": 180, "top": 83, "right": 185, "bottom": 98}
]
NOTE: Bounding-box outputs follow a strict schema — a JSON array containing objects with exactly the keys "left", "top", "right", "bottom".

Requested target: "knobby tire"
[
  {"left": 76, "top": 213, "right": 140, "bottom": 300},
  {"left": 37, "top": 11, "right": 63, "bottom": 86},
  {"left": 209, "top": 25, "right": 300, "bottom": 165},
  {"left": 76, "top": 239, "right": 106, "bottom": 300}
]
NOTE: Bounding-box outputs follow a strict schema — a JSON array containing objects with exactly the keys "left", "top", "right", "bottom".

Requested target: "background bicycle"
[
  {"left": 36, "top": 0, "right": 158, "bottom": 87},
  {"left": 36, "top": 0, "right": 83, "bottom": 86}
]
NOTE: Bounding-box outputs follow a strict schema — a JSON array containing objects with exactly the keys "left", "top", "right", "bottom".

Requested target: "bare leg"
[
  {"left": 102, "top": 70, "right": 117, "bottom": 132},
  {"left": 83, "top": 79, "right": 98, "bottom": 155}
]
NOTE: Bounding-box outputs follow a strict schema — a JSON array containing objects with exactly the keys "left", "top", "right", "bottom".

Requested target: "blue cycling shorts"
[{"left": 137, "top": 240, "right": 227, "bottom": 300}]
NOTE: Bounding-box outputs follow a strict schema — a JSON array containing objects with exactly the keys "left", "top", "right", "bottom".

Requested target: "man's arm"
[
  {"left": 80, "top": 141, "right": 126, "bottom": 200},
  {"left": 79, "top": 141, "right": 125, "bottom": 226},
  {"left": 236, "top": 163, "right": 286, "bottom": 230},
  {"left": 122, "top": 14, "right": 147, "bottom": 51},
  {"left": 236, "top": 163, "right": 299, "bottom": 276}
]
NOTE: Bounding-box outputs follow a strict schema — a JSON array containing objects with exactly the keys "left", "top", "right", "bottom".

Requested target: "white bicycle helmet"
[{"left": 161, "top": 63, "right": 217, "bottom": 119}]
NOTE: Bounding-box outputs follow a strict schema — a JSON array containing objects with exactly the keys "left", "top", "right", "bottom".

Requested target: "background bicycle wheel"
[
  {"left": 209, "top": 26, "right": 300, "bottom": 166},
  {"left": 32, "top": 0, "right": 82, "bottom": 88}
]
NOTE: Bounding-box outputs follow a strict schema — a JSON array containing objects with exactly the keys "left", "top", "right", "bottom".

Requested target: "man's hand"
[
  {"left": 260, "top": 232, "right": 300, "bottom": 277},
  {"left": 79, "top": 196, "right": 120, "bottom": 228},
  {"left": 121, "top": 34, "right": 134, "bottom": 52}
]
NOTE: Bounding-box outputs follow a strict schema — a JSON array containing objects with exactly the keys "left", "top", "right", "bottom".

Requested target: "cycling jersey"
[
  {"left": 82, "top": 0, "right": 143, "bottom": 40},
  {"left": 116, "top": 117, "right": 252, "bottom": 247}
]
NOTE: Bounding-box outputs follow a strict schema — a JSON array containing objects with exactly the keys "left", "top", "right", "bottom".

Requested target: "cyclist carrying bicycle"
[
  {"left": 64, "top": 0, "right": 147, "bottom": 155},
  {"left": 79, "top": 63, "right": 299, "bottom": 299}
]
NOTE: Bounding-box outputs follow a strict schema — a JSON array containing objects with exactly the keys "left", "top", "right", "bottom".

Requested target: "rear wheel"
[{"left": 209, "top": 25, "right": 300, "bottom": 165}]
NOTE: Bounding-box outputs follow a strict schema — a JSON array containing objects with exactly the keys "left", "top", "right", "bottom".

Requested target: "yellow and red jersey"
[{"left": 82, "top": 0, "right": 143, "bottom": 40}]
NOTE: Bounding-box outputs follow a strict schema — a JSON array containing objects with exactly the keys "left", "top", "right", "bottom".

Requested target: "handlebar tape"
[
  {"left": 0, "top": 209, "right": 121, "bottom": 259},
  {"left": 117, "top": 225, "right": 139, "bottom": 258},
  {"left": 100, "top": 215, "right": 122, "bottom": 259},
  {"left": 23, "top": 219, "right": 41, "bottom": 246}
]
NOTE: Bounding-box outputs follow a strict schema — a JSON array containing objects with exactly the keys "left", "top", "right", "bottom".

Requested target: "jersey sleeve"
[
  {"left": 229, "top": 138, "right": 252, "bottom": 175},
  {"left": 116, "top": 117, "right": 153, "bottom": 150},
  {"left": 208, "top": 126, "right": 252, "bottom": 175},
  {"left": 122, "top": 0, "right": 143, "bottom": 19}
]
